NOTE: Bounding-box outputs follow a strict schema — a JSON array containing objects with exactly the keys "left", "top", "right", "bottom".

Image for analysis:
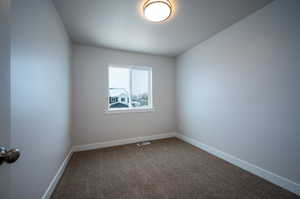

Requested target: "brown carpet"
[{"left": 51, "top": 138, "right": 299, "bottom": 199}]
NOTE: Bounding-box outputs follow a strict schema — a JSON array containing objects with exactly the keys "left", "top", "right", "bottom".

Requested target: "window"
[{"left": 108, "top": 65, "right": 152, "bottom": 112}]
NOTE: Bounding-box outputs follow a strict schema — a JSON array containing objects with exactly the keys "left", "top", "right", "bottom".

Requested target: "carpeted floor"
[{"left": 51, "top": 138, "right": 299, "bottom": 199}]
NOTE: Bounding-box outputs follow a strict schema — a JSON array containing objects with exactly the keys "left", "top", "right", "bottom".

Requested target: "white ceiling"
[{"left": 53, "top": 0, "right": 273, "bottom": 57}]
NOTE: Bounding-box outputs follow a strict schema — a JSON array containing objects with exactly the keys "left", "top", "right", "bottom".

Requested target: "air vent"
[{"left": 136, "top": 141, "right": 151, "bottom": 147}]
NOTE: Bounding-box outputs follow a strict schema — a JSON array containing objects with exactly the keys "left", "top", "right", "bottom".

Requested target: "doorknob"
[{"left": 0, "top": 147, "right": 20, "bottom": 165}]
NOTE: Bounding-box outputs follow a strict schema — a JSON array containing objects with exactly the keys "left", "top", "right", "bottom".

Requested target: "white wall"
[
  {"left": 72, "top": 44, "right": 177, "bottom": 146},
  {"left": 11, "top": 0, "right": 71, "bottom": 198},
  {"left": 177, "top": 0, "right": 300, "bottom": 186},
  {"left": 0, "top": 0, "right": 11, "bottom": 198}
]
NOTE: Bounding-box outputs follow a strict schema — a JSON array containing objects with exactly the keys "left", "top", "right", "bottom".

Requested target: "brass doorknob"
[{"left": 0, "top": 147, "right": 20, "bottom": 165}]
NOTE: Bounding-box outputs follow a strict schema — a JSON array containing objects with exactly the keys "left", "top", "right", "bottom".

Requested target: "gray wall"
[
  {"left": 0, "top": 0, "right": 11, "bottom": 198},
  {"left": 72, "top": 44, "right": 177, "bottom": 146},
  {"left": 176, "top": 0, "right": 300, "bottom": 185},
  {"left": 11, "top": 0, "right": 71, "bottom": 198}
]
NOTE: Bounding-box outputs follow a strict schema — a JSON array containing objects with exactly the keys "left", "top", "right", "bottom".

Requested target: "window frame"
[{"left": 106, "top": 64, "right": 153, "bottom": 113}]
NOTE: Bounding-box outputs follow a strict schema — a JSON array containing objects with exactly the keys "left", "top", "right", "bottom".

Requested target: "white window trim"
[
  {"left": 106, "top": 64, "right": 153, "bottom": 113},
  {"left": 105, "top": 107, "right": 155, "bottom": 114}
]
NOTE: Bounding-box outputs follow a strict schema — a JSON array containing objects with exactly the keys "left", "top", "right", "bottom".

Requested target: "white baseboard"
[
  {"left": 42, "top": 150, "right": 73, "bottom": 199},
  {"left": 72, "top": 132, "right": 178, "bottom": 152},
  {"left": 176, "top": 133, "right": 300, "bottom": 196}
]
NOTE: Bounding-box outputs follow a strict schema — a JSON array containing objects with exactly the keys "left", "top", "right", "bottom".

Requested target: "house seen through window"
[{"left": 108, "top": 65, "right": 152, "bottom": 111}]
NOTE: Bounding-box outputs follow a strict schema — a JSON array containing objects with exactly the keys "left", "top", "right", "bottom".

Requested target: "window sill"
[{"left": 105, "top": 107, "right": 154, "bottom": 114}]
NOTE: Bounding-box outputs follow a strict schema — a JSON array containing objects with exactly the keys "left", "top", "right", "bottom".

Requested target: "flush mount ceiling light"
[{"left": 143, "top": 0, "right": 172, "bottom": 22}]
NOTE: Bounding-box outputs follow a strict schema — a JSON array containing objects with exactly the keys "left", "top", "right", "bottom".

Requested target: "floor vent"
[{"left": 136, "top": 141, "right": 151, "bottom": 147}]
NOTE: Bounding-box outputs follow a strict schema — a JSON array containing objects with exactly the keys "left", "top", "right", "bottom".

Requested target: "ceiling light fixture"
[{"left": 143, "top": 0, "right": 172, "bottom": 22}]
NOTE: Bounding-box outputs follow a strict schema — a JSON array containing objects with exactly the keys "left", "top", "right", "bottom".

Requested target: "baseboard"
[
  {"left": 72, "top": 132, "right": 178, "bottom": 152},
  {"left": 42, "top": 150, "right": 73, "bottom": 199},
  {"left": 176, "top": 133, "right": 300, "bottom": 196}
]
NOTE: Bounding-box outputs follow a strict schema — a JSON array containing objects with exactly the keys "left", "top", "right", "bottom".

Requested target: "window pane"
[
  {"left": 131, "top": 69, "right": 150, "bottom": 108},
  {"left": 109, "top": 67, "right": 130, "bottom": 109}
]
